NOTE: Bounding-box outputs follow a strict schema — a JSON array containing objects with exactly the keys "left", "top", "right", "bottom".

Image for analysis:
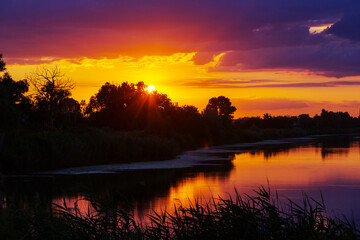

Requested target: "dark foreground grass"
[{"left": 1, "top": 186, "right": 359, "bottom": 239}]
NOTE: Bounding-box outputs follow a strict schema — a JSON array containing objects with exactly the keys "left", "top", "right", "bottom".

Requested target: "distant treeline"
[
  {"left": 235, "top": 110, "right": 360, "bottom": 129},
  {"left": 1, "top": 54, "right": 360, "bottom": 172}
]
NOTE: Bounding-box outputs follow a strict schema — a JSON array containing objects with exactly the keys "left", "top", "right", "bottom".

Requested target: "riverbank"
[
  {"left": 0, "top": 128, "right": 181, "bottom": 173},
  {"left": 1, "top": 127, "right": 360, "bottom": 173},
  {"left": 43, "top": 135, "right": 322, "bottom": 175}
]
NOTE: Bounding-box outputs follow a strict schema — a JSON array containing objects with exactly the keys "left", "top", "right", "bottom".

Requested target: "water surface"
[{"left": 2, "top": 134, "right": 360, "bottom": 223}]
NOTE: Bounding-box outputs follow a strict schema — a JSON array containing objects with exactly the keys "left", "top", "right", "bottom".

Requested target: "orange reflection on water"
[
  {"left": 133, "top": 174, "right": 225, "bottom": 222},
  {"left": 167, "top": 173, "right": 223, "bottom": 208},
  {"left": 52, "top": 140, "right": 360, "bottom": 222},
  {"left": 53, "top": 195, "right": 94, "bottom": 215},
  {"left": 147, "top": 143, "right": 360, "bottom": 215},
  {"left": 230, "top": 145, "right": 360, "bottom": 188}
]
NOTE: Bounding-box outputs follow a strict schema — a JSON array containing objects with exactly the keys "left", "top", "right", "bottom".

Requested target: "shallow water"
[{"left": 2, "top": 134, "right": 360, "bottom": 223}]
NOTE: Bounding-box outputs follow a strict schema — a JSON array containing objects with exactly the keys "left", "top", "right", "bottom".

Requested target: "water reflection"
[
  {"left": 2, "top": 135, "right": 360, "bottom": 223},
  {"left": 314, "top": 136, "right": 357, "bottom": 160}
]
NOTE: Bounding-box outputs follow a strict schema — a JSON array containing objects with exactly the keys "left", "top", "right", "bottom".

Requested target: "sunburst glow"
[{"left": 146, "top": 85, "right": 155, "bottom": 93}]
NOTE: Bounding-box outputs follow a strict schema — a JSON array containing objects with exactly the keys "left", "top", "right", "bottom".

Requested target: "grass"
[
  {"left": 1, "top": 186, "right": 359, "bottom": 239},
  {"left": 0, "top": 127, "right": 181, "bottom": 173}
]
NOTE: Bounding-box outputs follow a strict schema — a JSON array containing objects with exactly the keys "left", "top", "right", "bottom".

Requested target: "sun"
[{"left": 146, "top": 85, "right": 156, "bottom": 93}]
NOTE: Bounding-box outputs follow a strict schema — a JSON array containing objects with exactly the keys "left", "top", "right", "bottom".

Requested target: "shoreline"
[
  {"left": 39, "top": 133, "right": 341, "bottom": 175},
  {"left": 2, "top": 127, "right": 360, "bottom": 175}
]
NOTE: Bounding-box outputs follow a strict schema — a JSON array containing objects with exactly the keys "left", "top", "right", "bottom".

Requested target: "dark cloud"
[
  {"left": 327, "top": 12, "right": 360, "bottom": 42},
  {"left": 217, "top": 43, "right": 360, "bottom": 77},
  {"left": 250, "top": 81, "right": 360, "bottom": 88},
  {"left": 1, "top": 0, "right": 360, "bottom": 77}
]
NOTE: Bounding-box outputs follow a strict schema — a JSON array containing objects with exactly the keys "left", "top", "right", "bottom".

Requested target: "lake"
[{"left": 2, "top": 134, "right": 360, "bottom": 223}]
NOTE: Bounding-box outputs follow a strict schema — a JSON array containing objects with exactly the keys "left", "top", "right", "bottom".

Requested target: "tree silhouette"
[
  {"left": 0, "top": 54, "right": 5, "bottom": 72},
  {"left": 0, "top": 55, "right": 29, "bottom": 103},
  {"left": 0, "top": 72, "right": 29, "bottom": 104},
  {"left": 27, "top": 66, "right": 75, "bottom": 127},
  {"left": 205, "top": 96, "right": 237, "bottom": 119},
  {"left": 86, "top": 81, "right": 177, "bottom": 130},
  {"left": 0, "top": 55, "right": 30, "bottom": 130}
]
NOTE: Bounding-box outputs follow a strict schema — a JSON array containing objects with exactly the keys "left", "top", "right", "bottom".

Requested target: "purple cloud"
[
  {"left": 179, "top": 78, "right": 360, "bottom": 89},
  {"left": 216, "top": 43, "right": 360, "bottom": 77},
  {"left": 1, "top": 0, "right": 360, "bottom": 77}
]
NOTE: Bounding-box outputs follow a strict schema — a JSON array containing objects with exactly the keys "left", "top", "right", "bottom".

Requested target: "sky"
[{"left": 1, "top": 0, "right": 360, "bottom": 117}]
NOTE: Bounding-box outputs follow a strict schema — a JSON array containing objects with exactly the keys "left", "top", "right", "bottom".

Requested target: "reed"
[{"left": 1, "top": 186, "right": 358, "bottom": 239}]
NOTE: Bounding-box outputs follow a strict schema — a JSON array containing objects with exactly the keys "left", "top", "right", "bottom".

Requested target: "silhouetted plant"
[
  {"left": 1, "top": 186, "right": 359, "bottom": 239},
  {"left": 206, "top": 96, "right": 237, "bottom": 119},
  {"left": 0, "top": 54, "right": 5, "bottom": 72},
  {"left": 0, "top": 59, "right": 31, "bottom": 130},
  {"left": 27, "top": 66, "right": 75, "bottom": 128}
]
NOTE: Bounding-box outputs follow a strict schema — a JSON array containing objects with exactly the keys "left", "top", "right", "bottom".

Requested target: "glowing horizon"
[
  {"left": 2, "top": 0, "right": 360, "bottom": 118},
  {"left": 4, "top": 53, "right": 360, "bottom": 118}
]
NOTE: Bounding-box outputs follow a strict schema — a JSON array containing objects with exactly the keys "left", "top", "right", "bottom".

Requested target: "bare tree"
[{"left": 27, "top": 66, "right": 75, "bottom": 127}]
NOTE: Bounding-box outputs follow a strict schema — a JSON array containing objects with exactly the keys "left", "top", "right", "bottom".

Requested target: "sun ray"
[{"left": 146, "top": 85, "right": 155, "bottom": 93}]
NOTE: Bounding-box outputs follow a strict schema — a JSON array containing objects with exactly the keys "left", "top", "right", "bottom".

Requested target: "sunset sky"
[{"left": 1, "top": 0, "right": 360, "bottom": 117}]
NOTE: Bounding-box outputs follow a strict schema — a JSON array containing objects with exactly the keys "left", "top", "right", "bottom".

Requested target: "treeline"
[
  {"left": 235, "top": 110, "right": 360, "bottom": 129},
  {"left": 1, "top": 54, "right": 360, "bottom": 172},
  {"left": 0, "top": 62, "right": 237, "bottom": 146},
  {"left": 2, "top": 52, "right": 358, "bottom": 137},
  {"left": 84, "top": 82, "right": 236, "bottom": 144}
]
